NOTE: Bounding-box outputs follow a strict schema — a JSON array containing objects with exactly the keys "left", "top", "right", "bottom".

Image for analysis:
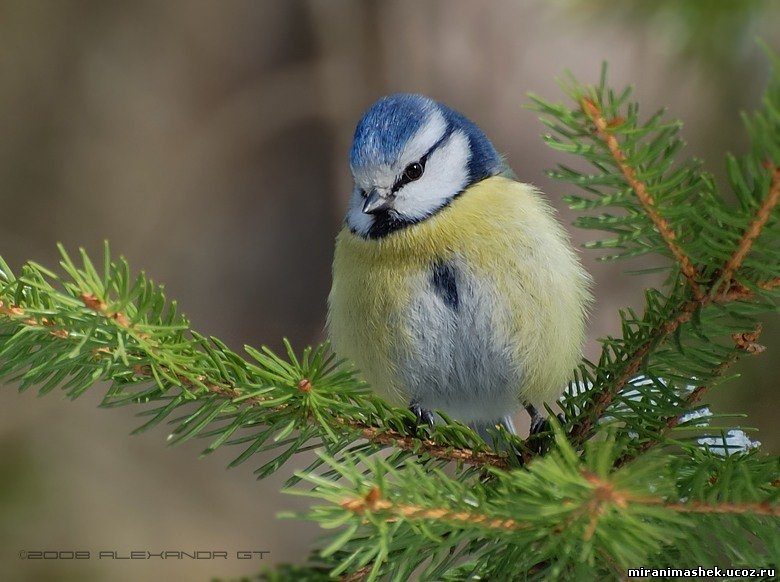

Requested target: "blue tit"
[{"left": 327, "top": 94, "right": 591, "bottom": 439}]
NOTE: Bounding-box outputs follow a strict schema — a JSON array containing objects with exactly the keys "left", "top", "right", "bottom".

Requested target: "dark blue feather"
[
  {"left": 350, "top": 94, "right": 436, "bottom": 169},
  {"left": 431, "top": 261, "right": 459, "bottom": 311},
  {"left": 350, "top": 93, "right": 504, "bottom": 188},
  {"left": 436, "top": 102, "right": 503, "bottom": 184}
]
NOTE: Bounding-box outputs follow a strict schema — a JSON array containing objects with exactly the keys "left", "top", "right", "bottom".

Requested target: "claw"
[
  {"left": 526, "top": 404, "right": 546, "bottom": 436},
  {"left": 525, "top": 405, "right": 565, "bottom": 436},
  {"left": 525, "top": 405, "right": 565, "bottom": 455},
  {"left": 409, "top": 402, "right": 436, "bottom": 427}
]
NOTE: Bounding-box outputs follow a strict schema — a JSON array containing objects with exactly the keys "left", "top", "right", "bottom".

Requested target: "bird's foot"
[
  {"left": 409, "top": 402, "right": 436, "bottom": 428},
  {"left": 525, "top": 404, "right": 565, "bottom": 454},
  {"left": 525, "top": 404, "right": 565, "bottom": 435}
]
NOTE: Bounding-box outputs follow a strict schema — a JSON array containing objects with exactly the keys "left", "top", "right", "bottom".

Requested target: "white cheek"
[
  {"left": 344, "top": 111, "right": 465, "bottom": 236},
  {"left": 393, "top": 130, "right": 471, "bottom": 220},
  {"left": 345, "top": 190, "right": 373, "bottom": 237}
]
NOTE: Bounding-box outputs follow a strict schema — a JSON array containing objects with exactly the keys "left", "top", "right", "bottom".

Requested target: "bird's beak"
[{"left": 362, "top": 189, "right": 393, "bottom": 214}]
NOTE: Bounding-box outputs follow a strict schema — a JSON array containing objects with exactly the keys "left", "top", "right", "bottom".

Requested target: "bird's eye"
[
  {"left": 403, "top": 162, "right": 424, "bottom": 182},
  {"left": 359, "top": 189, "right": 368, "bottom": 198}
]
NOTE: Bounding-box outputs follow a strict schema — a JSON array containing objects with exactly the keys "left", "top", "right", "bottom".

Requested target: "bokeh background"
[{"left": 1, "top": 1, "right": 778, "bottom": 580}]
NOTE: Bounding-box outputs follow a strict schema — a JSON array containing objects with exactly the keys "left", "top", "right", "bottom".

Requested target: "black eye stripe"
[
  {"left": 391, "top": 161, "right": 423, "bottom": 193},
  {"left": 399, "top": 155, "right": 428, "bottom": 189},
  {"left": 391, "top": 128, "right": 453, "bottom": 194}
]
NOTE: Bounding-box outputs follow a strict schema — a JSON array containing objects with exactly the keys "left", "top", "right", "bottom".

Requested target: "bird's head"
[{"left": 346, "top": 94, "right": 505, "bottom": 239}]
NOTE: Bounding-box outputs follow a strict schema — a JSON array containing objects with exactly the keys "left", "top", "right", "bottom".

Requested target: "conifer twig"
[
  {"left": 565, "top": 157, "right": 779, "bottom": 449},
  {"left": 346, "top": 423, "right": 510, "bottom": 469},
  {"left": 0, "top": 299, "right": 510, "bottom": 469},
  {"left": 568, "top": 280, "right": 774, "bottom": 448},
  {"left": 341, "top": 566, "right": 373, "bottom": 582},
  {"left": 613, "top": 324, "right": 764, "bottom": 468},
  {"left": 654, "top": 500, "right": 779, "bottom": 517},
  {"left": 580, "top": 97, "right": 703, "bottom": 299},
  {"left": 340, "top": 487, "right": 528, "bottom": 531},
  {"left": 758, "top": 276, "right": 780, "bottom": 291},
  {"left": 337, "top": 474, "right": 780, "bottom": 534},
  {"left": 719, "top": 163, "right": 780, "bottom": 287}
]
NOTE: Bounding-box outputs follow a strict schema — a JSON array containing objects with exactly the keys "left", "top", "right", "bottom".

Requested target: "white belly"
[{"left": 392, "top": 258, "right": 522, "bottom": 423}]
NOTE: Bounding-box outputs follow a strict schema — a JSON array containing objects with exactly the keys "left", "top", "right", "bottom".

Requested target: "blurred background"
[{"left": 1, "top": 1, "right": 778, "bottom": 580}]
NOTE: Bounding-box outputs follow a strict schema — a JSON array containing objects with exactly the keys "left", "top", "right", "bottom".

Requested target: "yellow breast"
[{"left": 327, "top": 176, "right": 591, "bottom": 410}]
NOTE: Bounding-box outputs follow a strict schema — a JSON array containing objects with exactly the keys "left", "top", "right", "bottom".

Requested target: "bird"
[{"left": 327, "top": 93, "right": 591, "bottom": 442}]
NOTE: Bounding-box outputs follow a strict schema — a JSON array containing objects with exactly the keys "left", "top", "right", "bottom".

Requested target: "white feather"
[
  {"left": 346, "top": 111, "right": 469, "bottom": 236},
  {"left": 392, "top": 130, "right": 470, "bottom": 221},
  {"left": 350, "top": 109, "right": 448, "bottom": 193},
  {"left": 397, "top": 109, "right": 448, "bottom": 167},
  {"left": 395, "top": 257, "right": 522, "bottom": 422}
]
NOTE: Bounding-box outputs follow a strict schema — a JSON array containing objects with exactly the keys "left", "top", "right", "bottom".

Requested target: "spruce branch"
[
  {"left": 613, "top": 338, "right": 746, "bottom": 469},
  {"left": 333, "top": 458, "right": 779, "bottom": 540},
  {"left": 339, "top": 487, "right": 528, "bottom": 532},
  {"left": 719, "top": 163, "right": 780, "bottom": 288},
  {"left": 3, "top": 56, "right": 780, "bottom": 581},
  {"left": 0, "top": 255, "right": 512, "bottom": 474},
  {"left": 565, "top": 288, "right": 764, "bottom": 448},
  {"left": 652, "top": 500, "right": 779, "bottom": 517},
  {"left": 291, "top": 429, "right": 777, "bottom": 581},
  {"left": 580, "top": 96, "right": 703, "bottom": 299},
  {"left": 344, "top": 422, "right": 510, "bottom": 469},
  {"left": 531, "top": 61, "right": 779, "bottom": 458}
]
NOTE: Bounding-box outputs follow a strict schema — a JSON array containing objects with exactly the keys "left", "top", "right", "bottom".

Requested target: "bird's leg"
[
  {"left": 525, "top": 404, "right": 547, "bottom": 435},
  {"left": 409, "top": 402, "right": 436, "bottom": 427},
  {"left": 525, "top": 404, "right": 565, "bottom": 436}
]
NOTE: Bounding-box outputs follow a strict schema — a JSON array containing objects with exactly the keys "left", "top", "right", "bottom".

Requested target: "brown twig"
[
  {"left": 567, "top": 114, "right": 780, "bottom": 450},
  {"left": 655, "top": 500, "right": 778, "bottom": 517},
  {"left": 346, "top": 422, "right": 510, "bottom": 469},
  {"left": 759, "top": 277, "right": 780, "bottom": 291},
  {"left": 581, "top": 97, "right": 703, "bottom": 299},
  {"left": 80, "top": 292, "right": 133, "bottom": 330},
  {"left": 582, "top": 473, "right": 779, "bottom": 519},
  {"left": 340, "top": 486, "right": 528, "bottom": 531},
  {"left": 719, "top": 164, "right": 780, "bottom": 288},
  {"left": 568, "top": 298, "right": 699, "bottom": 446},
  {"left": 0, "top": 300, "right": 509, "bottom": 469},
  {"left": 338, "top": 476, "right": 779, "bottom": 541},
  {"left": 341, "top": 565, "right": 374, "bottom": 582},
  {"left": 613, "top": 351, "right": 739, "bottom": 468}
]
